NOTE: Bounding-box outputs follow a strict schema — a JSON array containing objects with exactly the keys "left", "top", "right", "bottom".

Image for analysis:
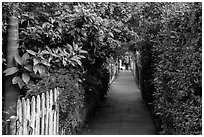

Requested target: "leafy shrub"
[
  {"left": 153, "top": 4, "right": 202, "bottom": 134},
  {"left": 139, "top": 39, "right": 156, "bottom": 104},
  {"left": 83, "top": 67, "right": 110, "bottom": 102},
  {"left": 141, "top": 3, "right": 202, "bottom": 135},
  {"left": 129, "top": 2, "right": 202, "bottom": 135}
]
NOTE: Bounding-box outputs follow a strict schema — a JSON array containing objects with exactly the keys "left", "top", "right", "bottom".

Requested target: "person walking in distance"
[{"left": 124, "top": 56, "right": 129, "bottom": 70}]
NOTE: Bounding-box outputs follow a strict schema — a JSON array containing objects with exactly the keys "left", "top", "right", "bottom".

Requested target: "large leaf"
[
  {"left": 22, "top": 73, "right": 30, "bottom": 84},
  {"left": 33, "top": 58, "right": 40, "bottom": 66},
  {"left": 22, "top": 52, "right": 30, "bottom": 64},
  {"left": 24, "top": 64, "right": 33, "bottom": 72},
  {"left": 3, "top": 67, "right": 19, "bottom": 76},
  {"left": 14, "top": 54, "right": 23, "bottom": 65},
  {"left": 12, "top": 76, "right": 21, "bottom": 84},
  {"left": 17, "top": 79, "right": 25, "bottom": 89},
  {"left": 26, "top": 50, "right": 36, "bottom": 56}
]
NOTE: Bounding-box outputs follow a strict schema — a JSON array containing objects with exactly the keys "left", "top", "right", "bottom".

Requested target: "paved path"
[{"left": 82, "top": 70, "right": 156, "bottom": 135}]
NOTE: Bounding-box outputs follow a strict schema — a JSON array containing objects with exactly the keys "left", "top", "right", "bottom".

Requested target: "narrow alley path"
[{"left": 82, "top": 70, "right": 156, "bottom": 135}]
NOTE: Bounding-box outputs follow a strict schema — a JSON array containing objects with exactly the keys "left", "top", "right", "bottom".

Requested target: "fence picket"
[
  {"left": 31, "top": 96, "right": 36, "bottom": 135},
  {"left": 53, "top": 88, "right": 57, "bottom": 134},
  {"left": 45, "top": 91, "right": 49, "bottom": 135},
  {"left": 12, "top": 88, "right": 59, "bottom": 135},
  {"left": 41, "top": 93, "right": 45, "bottom": 135},
  {"left": 26, "top": 99, "right": 31, "bottom": 135},
  {"left": 36, "top": 95, "right": 41, "bottom": 134},
  {"left": 56, "top": 88, "right": 59, "bottom": 135},
  {"left": 49, "top": 90, "right": 53, "bottom": 134},
  {"left": 17, "top": 99, "right": 22, "bottom": 135},
  {"left": 22, "top": 98, "right": 27, "bottom": 134}
]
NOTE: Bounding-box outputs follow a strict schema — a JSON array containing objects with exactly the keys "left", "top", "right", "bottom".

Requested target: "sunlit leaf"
[
  {"left": 14, "top": 54, "right": 23, "bottom": 65},
  {"left": 27, "top": 50, "right": 36, "bottom": 56},
  {"left": 18, "top": 79, "right": 25, "bottom": 89},
  {"left": 33, "top": 58, "right": 40, "bottom": 66},
  {"left": 3, "top": 67, "right": 19, "bottom": 76},
  {"left": 22, "top": 52, "right": 30, "bottom": 64},
  {"left": 24, "top": 64, "right": 33, "bottom": 72},
  {"left": 22, "top": 73, "right": 30, "bottom": 84},
  {"left": 12, "top": 76, "right": 21, "bottom": 84},
  {"left": 41, "top": 59, "right": 50, "bottom": 66}
]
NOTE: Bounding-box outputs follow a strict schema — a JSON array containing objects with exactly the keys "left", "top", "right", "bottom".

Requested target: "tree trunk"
[{"left": 3, "top": 16, "right": 20, "bottom": 120}]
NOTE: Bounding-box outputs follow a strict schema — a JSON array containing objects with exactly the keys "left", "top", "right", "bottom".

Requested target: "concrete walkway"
[{"left": 82, "top": 70, "right": 156, "bottom": 135}]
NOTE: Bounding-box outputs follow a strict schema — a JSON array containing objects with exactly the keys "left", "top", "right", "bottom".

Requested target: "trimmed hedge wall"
[{"left": 139, "top": 3, "right": 202, "bottom": 135}]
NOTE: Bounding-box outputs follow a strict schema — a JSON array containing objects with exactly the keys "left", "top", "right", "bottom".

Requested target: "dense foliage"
[
  {"left": 153, "top": 3, "right": 202, "bottom": 134},
  {"left": 2, "top": 2, "right": 129, "bottom": 134},
  {"left": 2, "top": 2, "right": 202, "bottom": 135},
  {"left": 2, "top": 2, "right": 126, "bottom": 93},
  {"left": 26, "top": 68, "right": 86, "bottom": 134},
  {"left": 128, "top": 3, "right": 202, "bottom": 134}
]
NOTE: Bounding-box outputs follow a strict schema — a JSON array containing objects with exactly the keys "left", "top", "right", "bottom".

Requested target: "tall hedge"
[
  {"left": 135, "top": 3, "right": 202, "bottom": 134},
  {"left": 152, "top": 3, "right": 202, "bottom": 134},
  {"left": 129, "top": 2, "right": 201, "bottom": 134}
]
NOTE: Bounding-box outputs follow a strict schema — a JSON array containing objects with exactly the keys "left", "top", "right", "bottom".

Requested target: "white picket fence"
[{"left": 15, "top": 88, "right": 60, "bottom": 135}]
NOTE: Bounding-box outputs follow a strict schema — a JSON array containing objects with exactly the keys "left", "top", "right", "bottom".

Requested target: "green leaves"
[
  {"left": 26, "top": 50, "right": 36, "bottom": 56},
  {"left": 12, "top": 76, "right": 21, "bottom": 84},
  {"left": 33, "top": 65, "right": 46, "bottom": 75},
  {"left": 11, "top": 74, "right": 30, "bottom": 89},
  {"left": 22, "top": 73, "right": 30, "bottom": 84},
  {"left": 108, "top": 32, "right": 114, "bottom": 38},
  {"left": 33, "top": 58, "right": 40, "bottom": 66},
  {"left": 142, "top": 2, "right": 202, "bottom": 135},
  {"left": 3, "top": 67, "right": 18, "bottom": 76},
  {"left": 70, "top": 56, "right": 82, "bottom": 66},
  {"left": 4, "top": 53, "right": 32, "bottom": 88},
  {"left": 22, "top": 52, "right": 30, "bottom": 63},
  {"left": 14, "top": 54, "right": 23, "bottom": 65}
]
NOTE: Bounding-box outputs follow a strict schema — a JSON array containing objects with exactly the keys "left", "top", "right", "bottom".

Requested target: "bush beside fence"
[{"left": 5, "top": 61, "right": 118, "bottom": 135}]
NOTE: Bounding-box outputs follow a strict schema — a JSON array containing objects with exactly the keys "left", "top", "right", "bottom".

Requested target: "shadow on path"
[{"left": 82, "top": 70, "right": 156, "bottom": 135}]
